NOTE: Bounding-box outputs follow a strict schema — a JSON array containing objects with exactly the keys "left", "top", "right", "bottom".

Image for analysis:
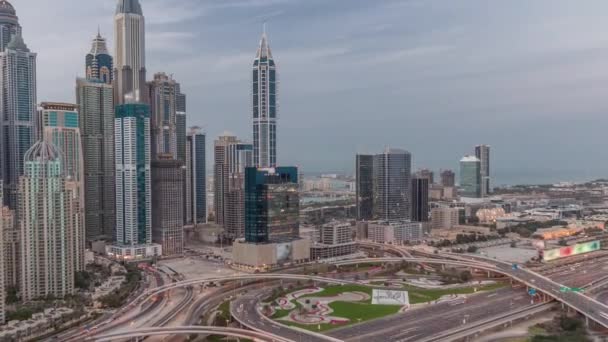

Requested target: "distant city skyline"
[{"left": 16, "top": 0, "right": 608, "bottom": 184}]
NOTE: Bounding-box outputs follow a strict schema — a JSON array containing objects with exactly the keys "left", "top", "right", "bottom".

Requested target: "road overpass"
[{"left": 86, "top": 326, "right": 292, "bottom": 342}]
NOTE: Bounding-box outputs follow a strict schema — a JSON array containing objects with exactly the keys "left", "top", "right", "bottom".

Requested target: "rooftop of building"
[
  {"left": 116, "top": 0, "right": 142, "bottom": 15},
  {"left": 460, "top": 155, "right": 481, "bottom": 163},
  {"left": 39, "top": 102, "right": 78, "bottom": 111},
  {"left": 0, "top": 0, "right": 15, "bottom": 16}
]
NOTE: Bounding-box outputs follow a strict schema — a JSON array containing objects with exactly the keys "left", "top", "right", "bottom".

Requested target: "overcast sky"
[{"left": 16, "top": 0, "right": 608, "bottom": 185}]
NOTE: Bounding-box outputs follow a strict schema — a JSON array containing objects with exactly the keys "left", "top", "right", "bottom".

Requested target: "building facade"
[
  {"left": 0, "top": 184, "right": 4, "bottom": 324},
  {"left": 2, "top": 206, "right": 16, "bottom": 288},
  {"left": 148, "top": 72, "right": 182, "bottom": 159},
  {"left": 460, "top": 155, "right": 481, "bottom": 198},
  {"left": 411, "top": 177, "right": 429, "bottom": 222},
  {"left": 108, "top": 102, "right": 161, "bottom": 260},
  {"left": 0, "top": 31, "right": 36, "bottom": 209},
  {"left": 151, "top": 155, "right": 184, "bottom": 256},
  {"left": 475, "top": 145, "right": 491, "bottom": 197},
  {"left": 252, "top": 31, "right": 277, "bottom": 168},
  {"left": 85, "top": 31, "right": 113, "bottom": 84},
  {"left": 440, "top": 169, "right": 456, "bottom": 187},
  {"left": 368, "top": 220, "right": 424, "bottom": 244},
  {"left": 19, "top": 141, "right": 76, "bottom": 301},
  {"left": 39, "top": 102, "right": 85, "bottom": 271},
  {"left": 244, "top": 167, "right": 299, "bottom": 243},
  {"left": 355, "top": 154, "right": 374, "bottom": 221},
  {"left": 430, "top": 207, "right": 460, "bottom": 230},
  {"left": 185, "top": 127, "right": 206, "bottom": 225},
  {"left": 76, "top": 78, "right": 115, "bottom": 242},
  {"left": 373, "top": 148, "right": 412, "bottom": 221},
  {"left": 114, "top": 0, "right": 146, "bottom": 104}
]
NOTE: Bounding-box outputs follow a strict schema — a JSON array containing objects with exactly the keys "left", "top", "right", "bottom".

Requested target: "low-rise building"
[
  {"left": 368, "top": 221, "right": 424, "bottom": 244},
  {"left": 0, "top": 308, "right": 79, "bottom": 341},
  {"left": 232, "top": 238, "right": 311, "bottom": 271},
  {"left": 430, "top": 207, "right": 460, "bottom": 230},
  {"left": 310, "top": 221, "right": 358, "bottom": 260}
]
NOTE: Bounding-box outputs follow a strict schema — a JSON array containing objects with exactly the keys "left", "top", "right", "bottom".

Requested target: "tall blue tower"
[{"left": 86, "top": 30, "right": 113, "bottom": 84}]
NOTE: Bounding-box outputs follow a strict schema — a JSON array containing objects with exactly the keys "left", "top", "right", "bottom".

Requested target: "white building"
[
  {"left": 114, "top": 0, "right": 146, "bottom": 104},
  {"left": 368, "top": 221, "right": 424, "bottom": 244},
  {"left": 431, "top": 207, "right": 460, "bottom": 230}
]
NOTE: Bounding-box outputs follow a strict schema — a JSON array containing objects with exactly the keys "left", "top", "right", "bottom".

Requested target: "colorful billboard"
[
  {"left": 372, "top": 289, "right": 410, "bottom": 306},
  {"left": 542, "top": 240, "right": 601, "bottom": 262}
]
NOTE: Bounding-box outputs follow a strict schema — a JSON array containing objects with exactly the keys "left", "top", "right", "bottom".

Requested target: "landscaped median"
[{"left": 263, "top": 282, "right": 506, "bottom": 332}]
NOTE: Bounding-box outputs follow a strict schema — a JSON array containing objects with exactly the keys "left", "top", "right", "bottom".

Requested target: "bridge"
[{"left": 86, "top": 326, "right": 291, "bottom": 342}]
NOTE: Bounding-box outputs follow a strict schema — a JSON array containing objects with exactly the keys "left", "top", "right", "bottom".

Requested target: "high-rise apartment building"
[
  {"left": 2, "top": 206, "right": 16, "bottom": 288},
  {"left": 440, "top": 169, "right": 456, "bottom": 187},
  {"left": 148, "top": 72, "right": 183, "bottom": 159},
  {"left": 411, "top": 177, "right": 430, "bottom": 222},
  {"left": 185, "top": 127, "right": 206, "bottom": 225},
  {"left": 19, "top": 141, "right": 76, "bottom": 301},
  {"left": 460, "top": 155, "right": 481, "bottom": 198},
  {"left": 76, "top": 78, "right": 115, "bottom": 242},
  {"left": 86, "top": 31, "right": 113, "bottom": 84},
  {"left": 0, "top": 184, "right": 4, "bottom": 324},
  {"left": 114, "top": 0, "right": 146, "bottom": 104},
  {"left": 0, "top": 22, "right": 36, "bottom": 209},
  {"left": 176, "top": 112, "right": 186, "bottom": 162},
  {"left": 39, "top": 102, "right": 85, "bottom": 271},
  {"left": 373, "top": 148, "right": 412, "bottom": 221},
  {"left": 108, "top": 102, "right": 162, "bottom": 259},
  {"left": 244, "top": 167, "right": 299, "bottom": 243},
  {"left": 355, "top": 154, "right": 374, "bottom": 221},
  {"left": 152, "top": 155, "right": 184, "bottom": 256},
  {"left": 475, "top": 145, "right": 491, "bottom": 197},
  {"left": 252, "top": 31, "right": 277, "bottom": 168}
]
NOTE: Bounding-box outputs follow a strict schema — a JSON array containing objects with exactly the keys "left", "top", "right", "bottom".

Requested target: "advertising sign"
[
  {"left": 372, "top": 289, "right": 410, "bottom": 306},
  {"left": 276, "top": 243, "right": 293, "bottom": 263},
  {"left": 542, "top": 240, "right": 601, "bottom": 262}
]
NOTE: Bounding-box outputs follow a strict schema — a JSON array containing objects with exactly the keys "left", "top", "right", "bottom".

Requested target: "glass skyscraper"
[
  {"left": 0, "top": 28, "right": 36, "bottom": 209},
  {"left": 356, "top": 154, "right": 374, "bottom": 221},
  {"left": 185, "top": 127, "right": 206, "bottom": 225},
  {"left": 114, "top": 0, "right": 146, "bottom": 104},
  {"left": 475, "top": 145, "right": 491, "bottom": 197},
  {"left": 245, "top": 167, "right": 299, "bottom": 244},
  {"left": 373, "top": 148, "right": 412, "bottom": 221},
  {"left": 460, "top": 155, "right": 481, "bottom": 198},
  {"left": 252, "top": 31, "right": 277, "bottom": 168}
]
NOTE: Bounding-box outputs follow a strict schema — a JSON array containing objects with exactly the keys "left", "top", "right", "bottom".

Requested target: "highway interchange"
[{"left": 50, "top": 244, "right": 608, "bottom": 342}]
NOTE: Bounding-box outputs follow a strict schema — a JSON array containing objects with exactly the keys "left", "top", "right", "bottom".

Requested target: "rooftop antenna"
[{"left": 263, "top": 21, "right": 267, "bottom": 35}]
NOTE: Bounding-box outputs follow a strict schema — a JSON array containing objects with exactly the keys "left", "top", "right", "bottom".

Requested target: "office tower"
[
  {"left": 76, "top": 78, "right": 115, "bottom": 242},
  {"left": 185, "top": 127, "right": 206, "bottom": 225},
  {"left": 440, "top": 169, "right": 456, "bottom": 187},
  {"left": 0, "top": 0, "right": 20, "bottom": 53},
  {"left": 148, "top": 72, "right": 182, "bottom": 159},
  {"left": 460, "top": 155, "right": 481, "bottom": 198},
  {"left": 39, "top": 102, "right": 85, "bottom": 271},
  {"left": 86, "top": 31, "right": 113, "bottom": 84},
  {"left": 0, "top": 30, "right": 36, "bottom": 209},
  {"left": 176, "top": 112, "right": 186, "bottom": 162},
  {"left": 356, "top": 154, "right": 374, "bottom": 221},
  {"left": 225, "top": 142, "right": 253, "bottom": 238},
  {"left": 114, "top": 0, "right": 146, "bottom": 104},
  {"left": 19, "top": 141, "right": 75, "bottom": 301},
  {"left": 3, "top": 206, "right": 16, "bottom": 288},
  {"left": 411, "top": 177, "right": 430, "bottom": 222},
  {"left": 475, "top": 145, "right": 491, "bottom": 197},
  {"left": 252, "top": 30, "right": 277, "bottom": 168},
  {"left": 108, "top": 102, "right": 162, "bottom": 259},
  {"left": 244, "top": 167, "right": 299, "bottom": 243},
  {"left": 373, "top": 148, "right": 412, "bottom": 221},
  {"left": 152, "top": 155, "right": 184, "bottom": 256},
  {"left": 415, "top": 169, "right": 434, "bottom": 184}
]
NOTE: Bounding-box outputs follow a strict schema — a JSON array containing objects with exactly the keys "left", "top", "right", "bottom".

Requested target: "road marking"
[{"left": 487, "top": 293, "right": 497, "bottom": 298}]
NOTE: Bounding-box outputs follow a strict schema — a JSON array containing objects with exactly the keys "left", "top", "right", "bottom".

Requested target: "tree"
[
  {"left": 558, "top": 239, "right": 568, "bottom": 246},
  {"left": 467, "top": 246, "right": 478, "bottom": 253},
  {"left": 459, "top": 271, "right": 473, "bottom": 283},
  {"left": 510, "top": 241, "right": 517, "bottom": 248}
]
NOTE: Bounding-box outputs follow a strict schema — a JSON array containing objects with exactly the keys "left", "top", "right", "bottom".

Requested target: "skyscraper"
[
  {"left": 355, "top": 154, "right": 374, "bottom": 221},
  {"left": 415, "top": 169, "right": 434, "bottom": 184},
  {"left": 0, "top": 21, "right": 36, "bottom": 209},
  {"left": 440, "top": 169, "right": 456, "bottom": 187},
  {"left": 108, "top": 102, "right": 162, "bottom": 259},
  {"left": 252, "top": 30, "right": 277, "bottom": 168},
  {"left": 152, "top": 155, "right": 184, "bottom": 256},
  {"left": 185, "top": 127, "right": 206, "bottom": 225},
  {"left": 0, "top": 0, "right": 20, "bottom": 52},
  {"left": 19, "top": 141, "right": 76, "bottom": 301},
  {"left": 373, "top": 148, "right": 412, "bottom": 221},
  {"left": 475, "top": 145, "right": 491, "bottom": 197},
  {"left": 114, "top": 0, "right": 146, "bottom": 104},
  {"left": 411, "top": 177, "right": 430, "bottom": 222},
  {"left": 0, "top": 184, "right": 4, "bottom": 325},
  {"left": 86, "top": 31, "right": 113, "bottom": 84},
  {"left": 76, "top": 78, "right": 115, "bottom": 242},
  {"left": 244, "top": 167, "right": 299, "bottom": 244},
  {"left": 2, "top": 206, "right": 16, "bottom": 288},
  {"left": 460, "top": 155, "right": 481, "bottom": 198},
  {"left": 148, "top": 72, "right": 182, "bottom": 159},
  {"left": 39, "top": 102, "right": 85, "bottom": 271}
]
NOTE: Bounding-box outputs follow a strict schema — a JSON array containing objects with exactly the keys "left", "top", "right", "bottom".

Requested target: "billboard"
[
  {"left": 542, "top": 240, "right": 601, "bottom": 262},
  {"left": 276, "top": 243, "right": 293, "bottom": 263},
  {"left": 372, "top": 289, "right": 410, "bottom": 306}
]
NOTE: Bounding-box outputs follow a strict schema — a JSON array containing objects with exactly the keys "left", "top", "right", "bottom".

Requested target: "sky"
[{"left": 15, "top": 0, "right": 608, "bottom": 185}]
